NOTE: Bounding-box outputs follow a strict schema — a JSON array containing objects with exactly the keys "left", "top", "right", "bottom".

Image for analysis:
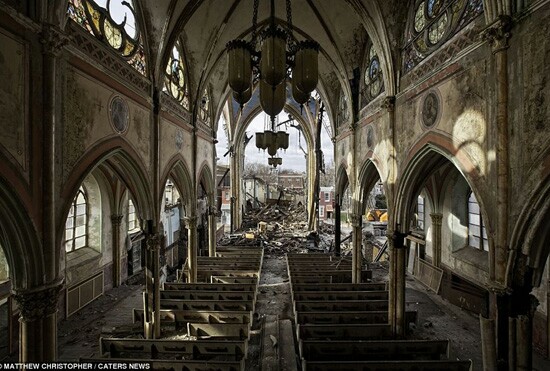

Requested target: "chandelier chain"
[
  {"left": 251, "top": 0, "right": 260, "bottom": 46},
  {"left": 286, "top": 0, "right": 294, "bottom": 43}
]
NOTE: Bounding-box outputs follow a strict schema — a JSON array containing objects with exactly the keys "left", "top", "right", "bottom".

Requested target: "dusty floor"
[{"left": 52, "top": 256, "right": 550, "bottom": 370}]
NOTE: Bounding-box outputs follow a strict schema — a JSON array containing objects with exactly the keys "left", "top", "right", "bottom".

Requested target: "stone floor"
[{"left": 55, "top": 257, "right": 550, "bottom": 371}]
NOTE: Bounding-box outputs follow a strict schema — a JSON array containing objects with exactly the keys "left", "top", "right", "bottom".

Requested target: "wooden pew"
[
  {"left": 291, "top": 283, "right": 386, "bottom": 291},
  {"left": 297, "top": 323, "right": 392, "bottom": 340},
  {"left": 187, "top": 322, "right": 250, "bottom": 340},
  {"left": 292, "top": 290, "right": 389, "bottom": 301},
  {"left": 132, "top": 309, "right": 252, "bottom": 327},
  {"left": 81, "top": 358, "right": 244, "bottom": 371},
  {"left": 299, "top": 339, "right": 449, "bottom": 361},
  {"left": 294, "top": 300, "right": 388, "bottom": 312},
  {"left": 163, "top": 282, "right": 256, "bottom": 292},
  {"left": 302, "top": 359, "right": 472, "bottom": 371},
  {"left": 289, "top": 270, "right": 373, "bottom": 283},
  {"left": 212, "top": 276, "right": 258, "bottom": 284},
  {"left": 160, "top": 290, "right": 256, "bottom": 302},
  {"left": 99, "top": 337, "right": 247, "bottom": 360},
  {"left": 296, "top": 310, "right": 417, "bottom": 325},
  {"left": 161, "top": 299, "right": 254, "bottom": 311}
]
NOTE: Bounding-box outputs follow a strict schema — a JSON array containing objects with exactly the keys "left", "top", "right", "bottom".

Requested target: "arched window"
[
  {"left": 164, "top": 41, "right": 189, "bottom": 109},
  {"left": 67, "top": 0, "right": 146, "bottom": 75},
  {"left": 403, "top": 0, "right": 483, "bottom": 73},
  {"left": 337, "top": 93, "right": 349, "bottom": 127},
  {"left": 200, "top": 89, "right": 211, "bottom": 125},
  {"left": 363, "top": 43, "right": 384, "bottom": 104},
  {"left": 468, "top": 192, "right": 488, "bottom": 251},
  {"left": 417, "top": 195, "right": 425, "bottom": 231},
  {"left": 65, "top": 186, "right": 88, "bottom": 252},
  {"left": 127, "top": 198, "right": 138, "bottom": 232}
]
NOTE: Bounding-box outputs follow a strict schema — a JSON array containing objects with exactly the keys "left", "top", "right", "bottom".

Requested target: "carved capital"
[
  {"left": 207, "top": 206, "right": 220, "bottom": 217},
  {"left": 349, "top": 213, "right": 362, "bottom": 228},
  {"left": 40, "top": 25, "right": 69, "bottom": 57},
  {"left": 111, "top": 214, "right": 124, "bottom": 226},
  {"left": 430, "top": 213, "right": 443, "bottom": 226},
  {"left": 145, "top": 233, "right": 161, "bottom": 250},
  {"left": 13, "top": 281, "right": 64, "bottom": 322},
  {"left": 481, "top": 15, "right": 512, "bottom": 54},
  {"left": 184, "top": 216, "right": 198, "bottom": 229},
  {"left": 382, "top": 96, "right": 396, "bottom": 112}
]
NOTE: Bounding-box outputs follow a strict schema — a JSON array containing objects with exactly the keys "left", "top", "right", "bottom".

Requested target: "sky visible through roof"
[{"left": 216, "top": 112, "right": 334, "bottom": 173}]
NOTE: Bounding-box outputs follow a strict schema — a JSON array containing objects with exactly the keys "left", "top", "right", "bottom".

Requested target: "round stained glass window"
[{"left": 421, "top": 91, "right": 440, "bottom": 128}]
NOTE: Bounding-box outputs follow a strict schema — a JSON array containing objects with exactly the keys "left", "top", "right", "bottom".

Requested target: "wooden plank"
[
  {"left": 212, "top": 277, "right": 258, "bottom": 284},
  {"left": 415, "top": 258, "right": 444, "bottom": 294},
  {"left": 297, "top": 323, "right": 392, "bottom": 340},
  {"left": 163, "top": 283, "right": 256, "bottom": 292},
  {"left": 296, "top": 311, "right": 389, "bottom": 325},
  {"left": 187, "top": 322, "right": 250, "bottom": 340},
  {"left": 81, "top": 358, "right": 244, "bottom": 371},
  {"left": 161, "top": 299, "right": 254, "bottom": 311},
  {"left": 292, "top": 291, "right": 389, "bottom": 301},
  {"left": 132, "top": 309, "right": 252, "bottom": 326},
  {"left": 291, "top": 283, "right": 386, "bottom": 292},
  {"left": 295, "top": 300, "right": 388, "bottom": 312},
  {"left": 299, "top": 339, "right": 449, "bottom": 361},
  {"left": 99, "top": 337, "right": 247, "bottom": 360},
  {"left": 302, "top": 360, "right": 472, "bottom": 371},
  {"left": 160, "top": 290, "right": 255, "bottom": 301}
]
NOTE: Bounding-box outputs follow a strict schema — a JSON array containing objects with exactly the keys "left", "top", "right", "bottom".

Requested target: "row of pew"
[
  {"left": 287, "top": 252, "right": 473, "bottom": 371},
  {"left": 82, "top": 245, "right": 264, "bottom": 371}
]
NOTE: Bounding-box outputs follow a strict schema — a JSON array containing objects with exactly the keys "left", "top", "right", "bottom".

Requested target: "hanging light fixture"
[{"left": 227, "top": 0, "right": 319, "bottom": 167}]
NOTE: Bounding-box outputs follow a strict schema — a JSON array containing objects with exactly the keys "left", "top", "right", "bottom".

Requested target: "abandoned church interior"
[{"left": 1, "top": 0, "right": 550, "bottom": 370}]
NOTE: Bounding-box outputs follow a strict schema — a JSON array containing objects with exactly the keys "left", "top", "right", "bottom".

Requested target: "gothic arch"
[
  {"left": 161, "top": 155, "right": 194, "bottom": 214},
  {"left": 357, "top": 157, "right": 385, "bottom": 214},
  {"left": 0, "top": 178, "right": 45, "bottom": 290}
]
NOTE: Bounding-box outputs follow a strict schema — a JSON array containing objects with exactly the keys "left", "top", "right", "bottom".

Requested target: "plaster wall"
[{"left": 159, "top": 117, "right": 193, "bottom": 177}]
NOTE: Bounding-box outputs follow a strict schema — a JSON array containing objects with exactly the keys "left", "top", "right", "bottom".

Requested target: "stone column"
[
  {"left": 111, "top": 214, "right": 124, "bottom": 287},
  {"left": 13, "top": 282, "right": 63, "bottom": 362},
  {"left": 334, "top": 197, "right": 341, "bottom": 255},
  {"left": 185, "top": 216, "right": 198, "bottom": 283},
  {"left": 430, "top": 213, "right": 443, "bottom": 267},
  {"left": 208, "top": 205, "right": 217, "bottom": 257},
  {"left": 350, "top": 213, "right": 363, "bottom": 283},
  {"left": 389, "top": 228, "right": 407, "bottom": 337},
  {"left": 144, "top": 233, "right": 161, "bottom": 339}
]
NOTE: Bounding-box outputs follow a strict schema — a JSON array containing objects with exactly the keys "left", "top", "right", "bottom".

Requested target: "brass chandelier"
[
  {"left": 227, "top": 0, "right": 319, "bottom": 115},
  {"left": 226, "top": 0, "right": 319, "bottom": 167}
]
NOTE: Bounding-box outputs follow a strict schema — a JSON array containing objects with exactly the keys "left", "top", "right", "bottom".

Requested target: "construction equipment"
[{"left": 366, "top": 209, "right": 388, "bottom": 222}]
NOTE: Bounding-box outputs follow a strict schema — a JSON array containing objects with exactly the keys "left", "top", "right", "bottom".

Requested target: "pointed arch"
[
  {"left": 357, "top": 156, "right": 384, "bottom": 214},
  {"left": 197, "top": 162, "right": 215, "bottom": 199},
  {"left": 160, "top": 154, "right": 194, "bottom": 214},
  {"left": 335, "top": 164, "right": 350, "bottom": 204},
  {"left": 0, "top": 178, "right": 45, "bottom": 290},
  {"left": 60, "top": 137, "right": 153, "bottom": 245}
]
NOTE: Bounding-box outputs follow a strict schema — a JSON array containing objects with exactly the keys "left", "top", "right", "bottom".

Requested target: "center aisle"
[{"left": 246, "top": 252, "right": 297, "bottom": 371}]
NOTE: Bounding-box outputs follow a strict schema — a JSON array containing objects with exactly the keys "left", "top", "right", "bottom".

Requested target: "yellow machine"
[{"left": 366, "top": 209, "right": 388, "bottom": 222}]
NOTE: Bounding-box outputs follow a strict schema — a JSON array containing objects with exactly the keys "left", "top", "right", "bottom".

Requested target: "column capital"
[
  {"left": 40, "top": 24, "right": 69, "bottom": 57},
  {"left": 12, "top": 280, "right": 64, "bottom": 322},
  {"left": 349, "top": 213, "right": 362, "bottom": 227},
  {"left": 382, "top": 96, "right": 396, "bottom": 113},
  {"left": 184, "top": 215, "right": 198, "bottom": 228},
  {"left": 145, "top": 233, "right": 161, "bottom": 250},
  {"left": 430, "top": 212, "right": 443, "bottom": 226},
  {"left": 481, "top": 15, "right": 512, "bottom": 54},
  {"left": 111, "top": 214, "right": 124, "bottom": 226}
]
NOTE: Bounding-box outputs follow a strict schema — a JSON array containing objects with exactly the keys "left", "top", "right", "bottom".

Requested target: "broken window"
[
  {"left": 403, "top": 0, "right": 484, "bottom": 73},
  {"left": 65, "top": 186, "right": 88, "bottom": 252},
  {"left": 67, "top": 0, "right": 147, "bottom": 75},
  {"left": 468, "top": 192, "right": 488, "bottom": 251},
  {"left": 164, "top": 41, "right": 190, "bottom": 109},
  {"left": 127, "top": 198, "right": 138, "bottom": 232},
  {"left": 417, "top": 195, "right": 425, "bottom": 231}
]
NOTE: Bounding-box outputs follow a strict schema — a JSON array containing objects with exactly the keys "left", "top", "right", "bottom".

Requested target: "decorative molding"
[
  {"left": 40, "top": 24, "right": 69, "bottom": 56},
  {"left": 110, "top": 214, "right": 124, "bottom": 226},
  {"left": 145, "top": 233, "right": 161, "bottom": 251},
  {"left": 184, "top": 216, "right": 198, "bottom": 229},
  {"left": 480, "top": 15, "right": 512, "bottom": 53},
  {"left": 66, "top": 23, "right": 150, "bottom": 94},
  {"left": 160, "top": 92, "right": 191, "bottom": 123},
  {"left": 430, "top": 213, "right": 443, "bottom": 226},
  {"left": 382, "top": 96, "right": 396, "bottom": 113},
  {"left": 13, "top": 282, "right": 64, "bottom": 322}
]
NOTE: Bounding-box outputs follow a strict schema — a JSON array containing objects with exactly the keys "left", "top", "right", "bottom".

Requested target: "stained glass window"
[
  {"left": 403, "top": 0, "right": 483, "bottom": 73},
  {"left": 67, "top": 0, "right": 147, "bottom": 75},
  {"left": 200, "top": 89, "right": 211, "bottom": 125},
  {"left": 337, "top": 93, "right": 349, "bottom": 127},
  {"left": 164, "top": 42, "right": 189, "bottom": 109},
  {"left": 363, "top": 43, "right": 384, "bottom": 104},
  {"left": 128, "top": 198, "right": 138, "bottom": 231},
  {"left": 65, "top": 186, "right": 88, "bottom": 252}
]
